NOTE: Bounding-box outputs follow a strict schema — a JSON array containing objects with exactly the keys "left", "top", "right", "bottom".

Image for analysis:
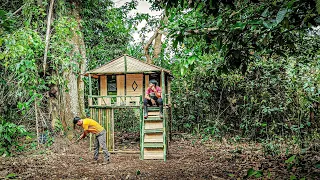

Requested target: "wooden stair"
[{"left": 141, "top": 107, "right": 167, "bottom": 160}]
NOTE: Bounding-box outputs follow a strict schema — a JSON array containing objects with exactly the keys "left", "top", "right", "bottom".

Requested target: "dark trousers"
[{"left": 144, "top": 97, "right": 163, "bottom": 106}]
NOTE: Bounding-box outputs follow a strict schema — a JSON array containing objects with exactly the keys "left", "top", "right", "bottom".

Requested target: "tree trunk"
[
  {"left": 58, "top": 2, "right": 86, "bottom": 130},
  {"left": 74, "top": 6, "right": 87, "bottom": 118}
]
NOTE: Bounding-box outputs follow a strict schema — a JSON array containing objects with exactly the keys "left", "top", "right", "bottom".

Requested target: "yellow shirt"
[{"left": 82, "top": 118, "right": 104, "bottom": 134}]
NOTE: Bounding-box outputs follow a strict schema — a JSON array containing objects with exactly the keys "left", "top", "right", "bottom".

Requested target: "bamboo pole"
[
  {"left": 89, "top": 74, "right": 92, "bottom": 106},
  {"left": 111, "top": 108, "right": 115, "bottom": 151},
  {"left": 161, "top": 70, "right": 166, "bottom": 161},
  {"left": 106, "top": 109, "right": 110, "bottom": 150},
  {"left": 100, "top": 150, "right": 140, "bottom": 154},
  {"left": 139, "top": 95, "right": 144, "bottom": 159},
  {"left": 35, "top": 98, "right": 39, "bottom": 147}
]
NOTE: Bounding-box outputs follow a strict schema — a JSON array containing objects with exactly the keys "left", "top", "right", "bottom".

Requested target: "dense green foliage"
[
  {"left": 80, "top": 0, "right": 135, "bottom": 70},
  {"left": 157, "top": 0, "right": 320, "bottom": 149},
  {"left": 0, "top": 0, "right": 139, "bottom": 154},
  {"left": 0, "top": 118, "right": 28, "bottom": 156}
]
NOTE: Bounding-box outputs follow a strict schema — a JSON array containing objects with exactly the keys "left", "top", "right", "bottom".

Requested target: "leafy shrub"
[{"left": 0, "top": 118, "right": 28, "bottom": 156}]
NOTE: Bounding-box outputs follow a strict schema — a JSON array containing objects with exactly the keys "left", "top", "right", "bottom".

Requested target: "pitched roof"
[{"left": 85, "top": 55, "right": 171, "bottom": 76}]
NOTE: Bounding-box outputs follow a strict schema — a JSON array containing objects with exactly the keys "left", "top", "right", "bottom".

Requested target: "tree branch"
[
  {"left": 12, "top": 4, "right": 25, "bottom": 15},
  {"left": 144, "top": 29, "right": 159, "bottom": 64}
]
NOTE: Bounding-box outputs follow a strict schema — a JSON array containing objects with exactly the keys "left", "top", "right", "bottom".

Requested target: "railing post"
[
  {"left": 139, "top": 95, "right": 144, "bottom": 159},
  {"left": 161, "top": 70, "right": 166, "bottom": 161},
  {"left": 89, "top": 74, "right": 92, "bottom": 106}
]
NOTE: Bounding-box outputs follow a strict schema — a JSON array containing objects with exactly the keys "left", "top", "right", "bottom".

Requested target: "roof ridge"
[
  {"left": 125, "top": 55, "right": 171, "bottom": 73},
  {"left": 86, "top": 54, "right": 171, "bottom": 74},
  {"left": 86, "top": 55, "right": 124, "bottom": 73}
]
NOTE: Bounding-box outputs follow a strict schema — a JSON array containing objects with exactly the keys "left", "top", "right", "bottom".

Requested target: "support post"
[
  {"left": 124, "top": 56, "right": 127, "bottom": 103},
  {"left": 139, "top": 95, "right": 144, "bottom": 159},
  {"left": 111, "top": 108, "right": 114, "bottom": 151},
  {"left": 161, "top": 70, "right": 166, "bottom": 161},
  {"left": 124, "top": 54, "right": 127, "bottom": 74},
  {"left": 89, "top": 74, "right": 92, "bottom": 106}
]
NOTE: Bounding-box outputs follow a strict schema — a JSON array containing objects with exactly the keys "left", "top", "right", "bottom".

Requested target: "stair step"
[
  {"left": 144, "top": 129, "right": 163, "bottom": 133},
  {"left": 145, "top": 117, "right": 162, "bottom": 121},
  {"left": 144, "top": 134, "right": 163, "bottom": 143},
  {"left": 144, "top": 142, "right": 164, "bottom": 148},
  {"left": 148, "top": 111, "right": 160, "bottom": 116},
  {"left": 148, "top": 107, "right": 160, "bottom": 111},
  {"left": 144, "top": 148, "right": 164, "bottom": 159},
  {"left": 145, "top": 121, "right": 163, "bottom": 129}
]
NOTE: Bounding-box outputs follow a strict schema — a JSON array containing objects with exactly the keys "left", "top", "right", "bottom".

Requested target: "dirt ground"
[{"left": 0, "top": 136, "right": 319, "bottom": 180}]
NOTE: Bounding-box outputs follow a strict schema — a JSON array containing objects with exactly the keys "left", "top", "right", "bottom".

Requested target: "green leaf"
[
  {"left": 232, "top": 22, "right": 246, "bottom": 30},
  {"left": 315, "top": 163, "right": 320, "bottom": 168},
  {"left": 217, "top": 17, "right": 222, "bottom": 26},
  {"left": 261, "top": 7, "right": 269, "bottom": 17},
  {"left": 254, "top": 170, "right": 263, "bottom": 178},
  {"left": 181, "top": 67, "right": 185, "bottom": 76},
  {"left": 261, "top": 122, "right": 267, "bottom": 127},
  {"left": 188, "top": 55, "right": 197, "bottom": 65},
  {"left": 6, "top": 173, "right": 16, "bottom": 178},
  {"left": 316, "top": 0, "right": 320, "bottom": 14},
  {"left": 136, "top": 170, "right": 141, "bottom": 175},
  {"left": 285, "top": 155, "right": 296, "bottom": 163},
  {"left": 248, "top": 20, "right": 262, "bottom": 25},
  {"left": 290, "top": 175, "right": 297, "bottom": 180},
  {"left": 276, "top": 9, "right": 287, "bottom": 25},
  {"left": 246, "top": 168, "right": 256, "bottom": 177},
  {"left": 263, "top": 21, "right": 273, "bottom": 29}
]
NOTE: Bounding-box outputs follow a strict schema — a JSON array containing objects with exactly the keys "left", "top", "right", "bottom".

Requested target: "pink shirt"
[{"left": 146, "top": 86, "right": 162, "bottom": 97}]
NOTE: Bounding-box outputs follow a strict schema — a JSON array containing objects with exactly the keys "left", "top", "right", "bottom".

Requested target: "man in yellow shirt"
[{"left": 73, "top": 117, "right": 110, "bottom": 163}]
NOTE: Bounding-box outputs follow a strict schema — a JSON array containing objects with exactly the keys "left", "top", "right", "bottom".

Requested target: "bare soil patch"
[{"left": 0, "top": 136, "right": 319, "bottom": 179}]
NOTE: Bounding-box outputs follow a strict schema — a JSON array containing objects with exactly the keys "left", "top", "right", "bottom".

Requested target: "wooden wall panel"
[
  {"left": 99, "top": 76, "right": 109, "bottom": 105},
  {"left": 126, "top": 74, "right": 143, "bottom": 105},
  {"left": 117, "top": 75, "right": 125, "bottom": 106}
]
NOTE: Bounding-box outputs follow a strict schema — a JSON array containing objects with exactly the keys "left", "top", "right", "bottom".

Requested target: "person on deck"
[
  {"left": 73, "top": 117, "right": 110, "bottom": 163},
  {"left": 144, "top": 79, "right": 163, "bottom": 119}
]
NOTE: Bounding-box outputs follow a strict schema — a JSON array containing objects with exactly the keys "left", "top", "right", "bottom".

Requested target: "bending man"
[{"left": 73, "top": 117, "right": 110, "bottom": 163}]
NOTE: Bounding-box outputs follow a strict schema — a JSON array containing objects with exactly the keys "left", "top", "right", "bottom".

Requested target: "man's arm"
[
  {"left": 155, "top": 87, "right": 162, "bottom": 98},
  {"left": 80, "top": 130, "right": 88, "bottom": 139},
  {"left": 80, "top": 122, "right": 89, "bottom": 140},
  {"left": 145, "top": 93, "right": 151, "bottom": 100},
  {"left": 145, "top": 88, "right": 151, "bottom": 100}
]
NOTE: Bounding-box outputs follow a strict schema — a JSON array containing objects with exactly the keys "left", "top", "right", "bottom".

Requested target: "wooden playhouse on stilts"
[{"left": 85, "top": 54, "right": 172, "bottom": 161}]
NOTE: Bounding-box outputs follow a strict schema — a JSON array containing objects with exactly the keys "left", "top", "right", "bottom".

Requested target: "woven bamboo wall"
[{"left": 90, "top": 108, "right": 114, "bottom": 151}]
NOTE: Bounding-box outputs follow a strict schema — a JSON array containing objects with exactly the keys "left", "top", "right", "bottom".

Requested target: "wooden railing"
[{"left": 88, "top": 95, "right": 142, "bottom": 107}]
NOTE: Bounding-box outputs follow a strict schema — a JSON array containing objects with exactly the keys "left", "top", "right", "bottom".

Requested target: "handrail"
[
  {"left": 88, "top": 95, "right": 142, "bottom": 107},
  {"left": 89, "top": 95, "right": 141, "bottom": 98}
]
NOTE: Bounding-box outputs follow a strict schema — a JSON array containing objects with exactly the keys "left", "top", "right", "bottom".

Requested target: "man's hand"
[{"left": 151, "top": 99, "right": 156, "bottom": 105}]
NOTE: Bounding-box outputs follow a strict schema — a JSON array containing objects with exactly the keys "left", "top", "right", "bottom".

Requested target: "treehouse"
[{"left": 85, "top": 54, "right": 172, "bottom": 161}]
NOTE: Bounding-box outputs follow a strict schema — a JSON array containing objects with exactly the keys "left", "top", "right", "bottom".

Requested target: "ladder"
[{"left": 141, "top": 107, "right": 167, "bottom": 161}]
